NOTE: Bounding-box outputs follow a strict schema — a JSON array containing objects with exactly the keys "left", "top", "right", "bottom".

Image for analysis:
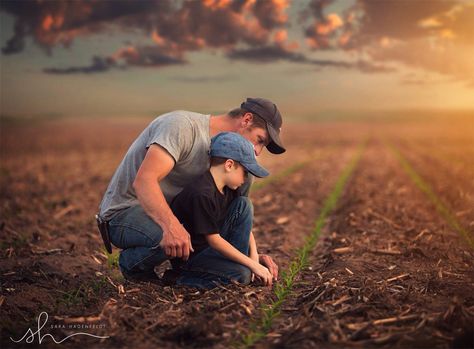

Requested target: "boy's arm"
[
  {"left": 249, "top": 231, "right": 278, "bottom": 281},
  {"left": 205, "top": 234, "right": 273, "bottom": 286},
  {"left": 249, "top": 232, "right": 259, "bottom": 262},
  {"left": 240, "top": 177, "right": 278, "bottom": 280}
]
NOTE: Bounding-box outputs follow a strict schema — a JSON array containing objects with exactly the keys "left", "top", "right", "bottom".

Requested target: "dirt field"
[{"left": 0, "top": 114, "right": 473, "bottom": 348}]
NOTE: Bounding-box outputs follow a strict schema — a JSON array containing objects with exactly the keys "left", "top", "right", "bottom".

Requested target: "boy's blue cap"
[{"left": 210, "top": 132, "right": 269, "bottom": 178}]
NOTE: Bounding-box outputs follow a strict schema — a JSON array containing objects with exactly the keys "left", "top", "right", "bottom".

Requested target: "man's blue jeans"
[{"left": 108, "top": 197, "right": 253, "bottom": 289}]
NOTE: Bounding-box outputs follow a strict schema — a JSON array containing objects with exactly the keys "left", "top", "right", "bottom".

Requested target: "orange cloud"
[
  {"left": 202, "top": 0, "right": 232, "bottom": 10},
  {"left": 41, "top": 14, "right": 54, "bottom": 31},
  {"left": 272, "top": 29, "right": 299, "bottom": 51},
  {"left": 418, "top": 17, "right": 443, "bottom": 29},
  {"left": 151, "top": 30, "right": 165, "bottom": 46},
  {"left": 316, "top": 13, "right": 343, "bottom": 35},
  {"left": 274, "top": 29, "right": 288, "bottom": 44},
  {"left": 111, "top": 46, "right": 139, "bottom": 62},
  {"left": 338, "top": 31, "right": 352, "bottom": 47}
]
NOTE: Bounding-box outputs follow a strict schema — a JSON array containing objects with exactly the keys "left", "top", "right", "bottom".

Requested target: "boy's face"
[
  {"left": 225, "top": 161, "right": 248, "bottom": 190},
  {"left": 238, "top": 126, "right": 269, "bottom": 156}
]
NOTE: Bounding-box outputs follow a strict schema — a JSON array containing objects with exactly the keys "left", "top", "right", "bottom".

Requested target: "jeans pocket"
[{"left": 108, "top": 224, "right": 123, "bottom": 249}]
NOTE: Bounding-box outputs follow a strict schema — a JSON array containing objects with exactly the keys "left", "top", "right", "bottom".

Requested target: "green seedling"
[
  {"left": 239, "top": 141, "right": 366, "bottom": 348},
  {"left": 388, "top": 143, "right": 473, "bottom": 249},
  {"left": 105, "top": 249, "right": 120, "bottom": 269},
  {"left": 0, "top": 234, "right": 29, "bottom": 251}
]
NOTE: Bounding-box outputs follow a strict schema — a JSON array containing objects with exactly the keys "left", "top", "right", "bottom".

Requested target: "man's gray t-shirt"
[{"left": 99, "top": 110, "right": 211, "bottom": 220}]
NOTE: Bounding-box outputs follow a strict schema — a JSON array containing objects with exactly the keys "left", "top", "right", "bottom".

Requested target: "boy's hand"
[
  {"left": 259, "top": 254, "right": 278, "bottom": 281},
  {"left": 251, "top": 263, "right": 273, "bottom": 287}
]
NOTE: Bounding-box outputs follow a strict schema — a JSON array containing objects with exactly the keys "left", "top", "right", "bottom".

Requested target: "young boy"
[{"left": 169, "top": 132, "right": 274, "bottom": 289}]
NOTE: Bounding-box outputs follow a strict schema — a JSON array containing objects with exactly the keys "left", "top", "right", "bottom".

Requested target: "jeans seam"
[
  {"left": 109, "top": 221, "right": 160, "bottom": 246},
  {"left": 128, "top": 248, "right": 164, "bottom": 271},
  {"left": 182, "top": 265, "right": 244, "bottom": 282}
]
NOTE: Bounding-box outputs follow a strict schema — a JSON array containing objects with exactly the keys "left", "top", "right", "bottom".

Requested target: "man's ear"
[{"left": 242, "top": 112, "right": 253, "bottom": 127}]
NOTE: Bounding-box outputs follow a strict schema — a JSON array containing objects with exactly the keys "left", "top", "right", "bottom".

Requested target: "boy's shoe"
[
  {"left": 121, "top": 268, "right": 161, "bottom": 285},
  {"left": 161, "top": 269, "right": 182, "bottom": 286}
]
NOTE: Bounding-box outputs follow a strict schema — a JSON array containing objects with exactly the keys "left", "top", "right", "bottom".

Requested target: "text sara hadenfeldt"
[{"left": 10, "top": 312, "right": 109, "bottom": 344}]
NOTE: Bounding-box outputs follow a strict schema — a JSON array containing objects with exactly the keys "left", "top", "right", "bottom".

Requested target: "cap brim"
[
  {"left": 266, "top": 124, "right": 286, "bottom": 154},
  {"left": 242, "top": 161, "right": 269, "bottom": 178}
]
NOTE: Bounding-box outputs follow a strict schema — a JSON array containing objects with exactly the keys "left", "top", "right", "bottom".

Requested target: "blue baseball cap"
[{"left": 210, "top": 132, "right": 269, "bottom": 178}]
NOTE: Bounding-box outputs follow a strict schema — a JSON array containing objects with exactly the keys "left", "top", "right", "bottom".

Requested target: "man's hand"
[
  {"left": 259, "top": 254, "right": 278, "bottom": 281},
  {"left": 160, "top": 220, "right": 194, "bottom": 260}
]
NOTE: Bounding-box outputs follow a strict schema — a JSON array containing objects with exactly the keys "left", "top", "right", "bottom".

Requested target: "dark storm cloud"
[
  {"left": 227, "top": 45, "right": 308, "bottom": 63},
  {"left": 0, "top": 0, "right": 289, "bottom": 54},
  {"left": 301, "top": 0, "right": 342, "bottom": 49},
  {"left": 111, "top": 46, "right": 187, "bottom": 67},
  {"left": 0, "top": 0, "right": 161, "bottom": 55},
  {"left": 43, "top": 45, "right": 187, "bottom": 74},
  {"left": 43, "top": 56, "right": 114, "bottom": 74},
  {"left": 1, "top": 0, "right": 293, "bottom": 73},
  {"left": 228, "top": 44, "right": 395, "bottom": 73},
  {"left": 307, "top": 0, "right": 332, "bottom": 20}
]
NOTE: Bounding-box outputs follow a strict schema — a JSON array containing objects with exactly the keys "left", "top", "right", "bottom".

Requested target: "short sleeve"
[
  {"left": 190, "top": 194, "right": 220, "bottom": 235},
  {"left": 145, "top": 113, "right": 194, "bottom": 162}
]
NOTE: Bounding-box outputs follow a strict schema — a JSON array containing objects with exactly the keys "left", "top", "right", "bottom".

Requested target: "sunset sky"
[{"left": 1, "top": 0, "right": 473, "bottom": 119}]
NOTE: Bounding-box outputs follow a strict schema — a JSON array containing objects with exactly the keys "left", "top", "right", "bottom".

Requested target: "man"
[{"left": 96, "top": 97, "right": 285, "bottom": 284}]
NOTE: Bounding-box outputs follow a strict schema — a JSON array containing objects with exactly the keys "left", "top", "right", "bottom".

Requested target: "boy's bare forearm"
[
  {"left": 206, "top": 234, "right": 273, "bottom": 286},
  {"left": 249, "top": 232, "right": 259, "bottom": 262},
  {"left": 206, "top": 234, "right": 257, "bottom": 270}
]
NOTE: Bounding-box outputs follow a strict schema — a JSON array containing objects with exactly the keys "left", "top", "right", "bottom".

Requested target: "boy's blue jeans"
[{"left": 108, "top": 197, "right": 253, "bottom": 289}]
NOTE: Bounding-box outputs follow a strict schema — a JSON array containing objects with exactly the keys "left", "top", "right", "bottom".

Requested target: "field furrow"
[
  {"left": 262, "top": 139, "right": 474, "bottom": 349},
  {"left": 392, "top": 141, "right": 474, "bottom": 237}
]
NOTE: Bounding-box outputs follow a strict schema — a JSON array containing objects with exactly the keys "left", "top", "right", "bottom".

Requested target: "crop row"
[{"left": 240, "top": 142, "right": 366, "bottom": 347}]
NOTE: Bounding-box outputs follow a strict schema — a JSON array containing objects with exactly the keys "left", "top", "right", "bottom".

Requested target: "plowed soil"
[{"left": 0, "top": 116, "right": 472, "bottom": 349}]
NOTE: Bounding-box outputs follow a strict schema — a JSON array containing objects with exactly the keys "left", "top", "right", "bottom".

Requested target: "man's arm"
[
  {"left": 205, "top": 234, "right": 273, "bottom": 286},
  {"left": 133, "top": 144, "right": 193, "bottom": 260}
]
